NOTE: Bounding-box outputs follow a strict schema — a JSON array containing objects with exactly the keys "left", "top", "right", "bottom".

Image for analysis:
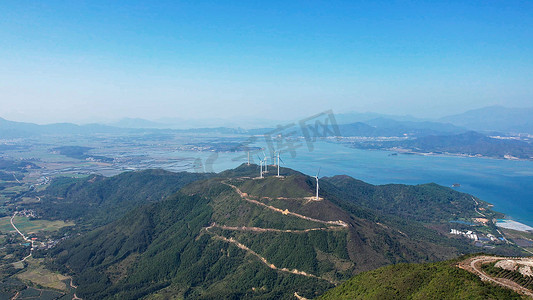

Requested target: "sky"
[{"left": 1, "top": 1, "right": 533, "bottom": 124}]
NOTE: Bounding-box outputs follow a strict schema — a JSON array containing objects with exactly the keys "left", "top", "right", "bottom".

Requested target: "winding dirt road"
[
  {"left": 203, "top": 180, "right": 348, "bottom": 287},
  {"left": 458, "top": 256, "right": 533, "bottom": 298},
  {"left": 208, "top": 223, "right": 345, "bottom": 234},
  {"left": 209, "top": 232, "right": 330, "bottom": 282},
  {"left": 222, "top": 181, "right": 348, "bottom": 228}
]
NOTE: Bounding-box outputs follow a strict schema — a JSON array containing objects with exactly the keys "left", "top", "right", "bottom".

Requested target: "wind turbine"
[
  {"left": 247, "top": 151, "right": 250, "bottom": 166},
  {"left": 262, "top": 149, "right": 268, "bottom": 172},
  {"left": 257, "top": 155, "right": 263, "bottom": 178},
  {"left": 314, "top": 168, "right": 321, "bottom": 201},
  {"left": 276, "top": 151, "right": 284, "bottom": 177}
]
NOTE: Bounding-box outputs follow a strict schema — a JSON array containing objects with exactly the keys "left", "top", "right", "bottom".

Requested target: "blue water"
[{"left": 171, "top": 141, "right": 533, "bottom": 227}]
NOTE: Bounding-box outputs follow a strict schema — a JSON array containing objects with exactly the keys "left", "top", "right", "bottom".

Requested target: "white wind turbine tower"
[
  {"left": 257, "top": 155, "right": 264, "bottom": 178},
  {"left": 276, "top": 151, "right": 284, "bottom": 177},
  {"left": 262, "top": 149, "right": 268, "bottom": 172},
  {"left": 314, "top": 168, "right": 321, "bottom": 201},
  {"left": 247, "top": 151, "right": 250, "bottom": 166}
]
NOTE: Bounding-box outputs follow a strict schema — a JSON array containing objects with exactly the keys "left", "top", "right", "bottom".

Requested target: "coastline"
[
  {"left": 496, "top": 219, "right": 533, "bottom": 232},
  {"left": 337, "top": 141, "right": 533, "bottom": 161},
  {"left": 386, "top": 147, "right": 532, "bottom": 162}
]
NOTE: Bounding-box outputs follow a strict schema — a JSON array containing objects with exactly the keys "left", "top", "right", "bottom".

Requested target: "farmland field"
[
  {"left": 0, "top": 216, "right": 74, "bottom": 235},
  {"left": 17, "top": 258, "right": 69, "bottom": 291}
]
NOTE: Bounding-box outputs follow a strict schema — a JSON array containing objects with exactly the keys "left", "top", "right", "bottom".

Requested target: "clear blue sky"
[{"left": 1, "top": 1, "right": 532, "bottom": 124}]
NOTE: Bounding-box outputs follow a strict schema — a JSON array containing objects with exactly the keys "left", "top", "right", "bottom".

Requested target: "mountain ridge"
[
  {"left": 440, "top": 106, "right": 533, "bottom": 134},
  {"left": 39, "top": 164, "right": 519, "bottom": 299}
]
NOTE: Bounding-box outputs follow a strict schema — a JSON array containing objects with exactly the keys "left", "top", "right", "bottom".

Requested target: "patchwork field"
[
  {"left": 0, "top": 216, "right": 74, "bottom": 235},
  {"left": 16, "top": 258, "right": 69, "bottom": 291}
]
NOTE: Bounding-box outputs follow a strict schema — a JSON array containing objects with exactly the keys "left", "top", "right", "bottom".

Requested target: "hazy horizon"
[
  {"left": 1, "top": 104, "right": 531, "bottom": 128},
  {"left": 1, "top": 1, "right": 532, "bottom": 124}
]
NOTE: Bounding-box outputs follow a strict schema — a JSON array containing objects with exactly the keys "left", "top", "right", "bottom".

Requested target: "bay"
[{"left": 168, "top": 140, "right": 533, "bottom": 227}]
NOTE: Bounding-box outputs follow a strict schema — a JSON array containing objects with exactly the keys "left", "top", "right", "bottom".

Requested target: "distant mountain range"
[
  {"left": 439, "top": 105, "right": 533, "bottom": 134},
  {"left": 2, "top": 106, "right": 533, "bottom": 160},
  {"left": 0, "top": 115, "right": 464, "bottom": 139},
  {"left": 0, "top": 117, "right": 128, "bottom": 138},
  {"left": 109, "top": 117, "right": 171, "bottom": 129},
  {"left": 333, "top": 111, "right": 425, "bottom": 124},
  {"left": 0, "top": 117, "right": 246, "bottom": 138},
  {"left": 111, "top": 112, "right": 427, "bottom": 131},
  {"left": 337, "top": 118, "right": 466, "bottom": 137},
  {"left": 335, "top": 106, "right": 533, "bottom": 135},
  {"left": 3, "top": 105, "right": 533, "bottom": 137}
]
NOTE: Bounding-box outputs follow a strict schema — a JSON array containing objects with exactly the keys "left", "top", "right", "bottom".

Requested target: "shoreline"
[
  {"left": 496, "top": 219, "right": 533, "bottom": 232},
  {"left": 337, "top": 141, "right": 533, "bottom": 162},
  {"left": 386, "top": 148, "right": 533, "bottom": 162}
]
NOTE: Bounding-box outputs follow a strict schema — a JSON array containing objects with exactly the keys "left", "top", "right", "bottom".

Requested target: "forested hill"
[
  {"left": 30, "top": 169, "right": 213, "bottom": 228},
  {"left": 321, "top": 174, "right": 501, "bottom": 223},
  {"left": 44, "top": 164, "right": 516, "bottom": 299},
  {"left": 349, "top": 131, "right": 533, "bottom": 160},
  {"left": 317, "top": 257, "right": 523, "bottom": 300},
  {"left": 400, "top": 131, "right": 533, "bottom": 159}
]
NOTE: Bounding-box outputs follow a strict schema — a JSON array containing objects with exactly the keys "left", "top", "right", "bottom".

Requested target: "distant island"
[{"left": 339, "top": 131, "right": 533, "bottom": 160}]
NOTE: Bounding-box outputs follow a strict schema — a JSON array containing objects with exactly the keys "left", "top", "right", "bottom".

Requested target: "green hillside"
[
  {"left": 322, "top": 175, "right": 501, "bottom": 223},
  {"left": 231, "top": 174, "right": 315, "bottom": 198},
  {"left": 40, "top": 164, "right": 519, "bottom": 299},
  {"left": 317, "top": 258, "right": 524, "bottom": 300},
  {"left": 30, "top": 169, "right": 212, "bottom": 228},
  {"left": 48, "top": 182, "right": 335, "bottom": 299}
]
